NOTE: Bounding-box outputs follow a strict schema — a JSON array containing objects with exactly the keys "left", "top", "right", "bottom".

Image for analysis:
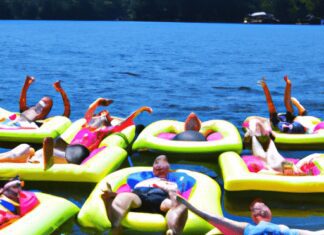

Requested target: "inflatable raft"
[
  {"left": 132, "top": 120, "right": 242, "bottom": 156},
  {"left": 0, "top": 107, "right": 71, "bottom": 145},
  {"left": 77, "top": 167, "right": 222, "bottom": 234},
  {"left": 0, "top": 118, "right": 136, "bottom": 182},
  {"left": 243, "top": 116, "right": 324, "bottom": 150},
  {"left": 219, "top": 151, "right": 324, "bottom": 193},
  {"left": 0, "top": 192, "right": 79, "bottom": 235}
]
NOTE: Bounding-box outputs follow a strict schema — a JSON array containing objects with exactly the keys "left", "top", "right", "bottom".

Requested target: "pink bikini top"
[{"left": 70, "top": 126, "right": 112, "bottom": 151}]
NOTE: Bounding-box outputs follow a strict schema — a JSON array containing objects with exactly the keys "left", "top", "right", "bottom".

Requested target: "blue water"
[{"left": 0, "top": 21, "right": 324, "bottom": 234}]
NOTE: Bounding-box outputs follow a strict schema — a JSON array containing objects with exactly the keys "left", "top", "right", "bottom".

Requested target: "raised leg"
[
  {"left": 283, "top": 75, "right": 294, "bottom": 114},
  {"left": 166, "top": 203, "right": 188, "bottom": 235},
  {"left": 291, "top": 97, "right": 307, "bottom": 116},
  {"left": 258, "top": 78, "right": 277, "bottom": 117},
  {"left": 251, "top": 136, "right": 267, "bottom": 160},
  {"left": 43, "top": 137, "right": 54, "bottom": 170},
  {"left": 0, "top": 144, "right": 34, "bottom": 163},
  {"left": 101, "top": 183, "right": 141, "bottom": 228}
]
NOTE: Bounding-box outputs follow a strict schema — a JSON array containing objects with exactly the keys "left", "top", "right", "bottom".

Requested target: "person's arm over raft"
[{"left": 83, "top": 98, "right": 113, "bottom": 127}]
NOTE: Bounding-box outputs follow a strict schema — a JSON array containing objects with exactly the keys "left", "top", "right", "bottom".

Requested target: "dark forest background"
[{"left": 0, "top": 0, "right": 324, "bottom": 23}]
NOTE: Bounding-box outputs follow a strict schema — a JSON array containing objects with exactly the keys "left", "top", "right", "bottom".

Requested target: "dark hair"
[
  {"left": 249, "top": 198, "right": 264, "bottom": 210},
  {"left": 249, "top": 198, "right": 271, "bottom": 218}
]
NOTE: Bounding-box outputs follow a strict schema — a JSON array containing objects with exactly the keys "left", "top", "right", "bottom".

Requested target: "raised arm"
[
  {"left": 84, "top": 98, "right": 113, "bottom": 124},
  {"left": 53, "top": 80, "right": 71, "bottom": 118},
  {"left": 110, "top": 106, "right": 153, "bottom": 133},
  {"left": 176, "top": 195, "right": 247, "bottom": 235},
  {"left": 19, "top": 76, "right": 35, "bottom": 112}
]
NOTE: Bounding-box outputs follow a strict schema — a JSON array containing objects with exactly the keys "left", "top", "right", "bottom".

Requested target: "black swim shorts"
[{"left": 132, "top": 187, "right": 169, "bottom": 214}]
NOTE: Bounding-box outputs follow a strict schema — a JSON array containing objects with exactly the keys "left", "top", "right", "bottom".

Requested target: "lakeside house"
[{"left": 243, "top": 12, "right": 280, "bottom": 24}]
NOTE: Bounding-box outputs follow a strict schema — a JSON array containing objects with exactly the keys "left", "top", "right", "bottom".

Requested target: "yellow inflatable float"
[
  {"left": 243, "top": 116, "right": 324, "bottom": 150},
  {"left": 77, "top": 167, "right": 222, "bottom": 234},
  {"left": 219, "top": 151, "right": 324, "bottom": 193},
  {"left": 0, "top": 192, "right": 79, "bottom": 235},
  {"left": 132, "top": 119, "right": 242, "bottom": 157},
  {"left": 0, "top": 107, "right": 71, "bottom": 145},
  {"left": 0, "top": 117, "right": 135, "bottom": 182}
]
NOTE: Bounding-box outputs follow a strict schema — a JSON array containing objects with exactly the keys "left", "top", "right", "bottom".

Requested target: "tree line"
[{"left": 0, "top": 0, "right": 323, "bottom": 23}]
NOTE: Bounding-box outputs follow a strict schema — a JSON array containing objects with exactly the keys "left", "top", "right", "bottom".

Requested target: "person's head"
[
  {"left": 23, "top": 96, "right": 53, "bottom": 121},
  {"left": 184, "top": 112, "right": 201, "bottom": 131},
  {"left": 89, "top": 110, "right": 113, "bottom": 129},
  {"left": 36, "top": 96, "right": 53, "bottom": 118},
  {"left": 0, "top": 176, "right": 24, "bottom": 203},
  {"left": 249, "top": 199, "right": 272, "bottom": 224},
  {"left": 153, "top": 155, "right": 170, "bottom": 179}
]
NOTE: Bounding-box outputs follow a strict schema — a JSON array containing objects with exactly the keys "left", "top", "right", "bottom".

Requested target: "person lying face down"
[
  {"left": 0, "top": 176, "right": 39, "bottom": 227},
  {"left": 101, "top": 155, "right": 192, "bottom": 235},
  {"left": 0, "top": 98, "right": 152, "bottom": 169},
  {"left": 176, "top": 195, "right": 324, "bottom": 235},
  {"left": 2, "top": 76, "right": 70, "bottom": 128}
]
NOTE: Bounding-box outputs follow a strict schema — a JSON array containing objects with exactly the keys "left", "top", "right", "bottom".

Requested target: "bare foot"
[
  {"left": 53, "top": 80, "right": 62, "bottom": 92},
  {"left": 101, "top": 182, "right": 117, "bottom": 201},
  {"left": 43, "top": 137, "right": 54, "bottom": 170},
  {"left": 284, "top": 75, "right": 291, "bottom": 84},
  {"left": 166, "top": 229, "right": 174, "bottom": 235},
  {"left": 257, "top": 77, "right": 266, "bottom": 87}
]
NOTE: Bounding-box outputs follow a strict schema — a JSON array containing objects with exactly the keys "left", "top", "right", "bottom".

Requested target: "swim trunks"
[
  {"left": 132, "top": 187, "right": 168, "bottom": 214},
  {"left": 270, "top": 112, "right": 305, "bottom": 134}
]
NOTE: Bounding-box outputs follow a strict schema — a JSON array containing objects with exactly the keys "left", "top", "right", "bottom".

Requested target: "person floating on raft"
[
  {"left": 163, "top": 112, "right": 221, "bottom": 142},
  {"left": 0, "top": 176, "right": 39, "bottom": 228},
  {"left": 0, "top": 98, "right": 152, "bottom": 169},
  {"left": 246, "top": 118, "right": 322, "bottom": 176},
  {"left": 101, "top": 155, "right": 195, "bottom": 235},
  {"left": 176, "top": 195, "right": 324, "bottom": 235},
  {"left": 258, "top": 76, "right": 308, "bottom": 134},
  {"left": 0, "top": 76, "right": 70, "bottom": 129}
]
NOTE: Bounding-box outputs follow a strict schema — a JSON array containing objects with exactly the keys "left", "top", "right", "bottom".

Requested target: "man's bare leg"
[
  {"left": 291, "top": 97, "right": 307, "bottom": 116},
  {"left": 284, "top": 75, "right": 294, "bottom": 114},
  {"left": 0, "top": 144, "right": 35, "bottom": 163},
  {"left": 101, "top": 183, "right": 141, "bottom": 228},
  {"left": 251, "top": 136, "right": 267, "bottom": 159},
  {"left": 166, "top": 204, "right": 188, "bottom": 235},
  {"left": 43, "top": 137, "right": 54, "bottom": 170},
  {"left": 258, "top": 78, "right": 277, "bottom": 116}
]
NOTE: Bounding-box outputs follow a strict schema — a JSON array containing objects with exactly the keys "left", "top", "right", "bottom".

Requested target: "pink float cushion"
[
  {"left": 242, "top": 155, "right": 320, "bottom": 175},
  {"left": 314, "top": 122, "right": 324, "bottom": 132},
  {"left": 19, "top": 191, "right": 40, "bottom": 216},
  {"left": 242, "top": 121, "right": 249, "bottom": 128},
  {"left": 157, "top": 132, "right": 177, "bottom": 140},
  {"left": 206, "top": 132, "right": 223, "bottom": 141},
  {"left": 242, "top": 155, "right": 266, "bottom": 173}
]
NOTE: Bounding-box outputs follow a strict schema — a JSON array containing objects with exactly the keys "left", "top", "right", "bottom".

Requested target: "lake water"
[{"left": 0, "top": 21, "right": 323, "bottom": 234}]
